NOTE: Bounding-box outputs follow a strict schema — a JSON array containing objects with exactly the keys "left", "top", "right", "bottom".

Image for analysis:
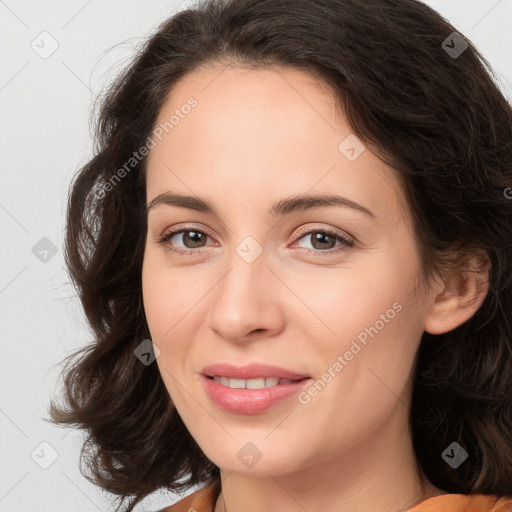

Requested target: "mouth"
[
  {"left": 201, "top": 362, "right": 310, "bottom": 384},
  {"left": 200, "top": 362, "right": 312, "bottom": 411},
  {"left": 200, "top": 372, "right": 313, "bottom": 415},
  {"left": 204, "top": 375, "right": 309, "bottom": 389}
]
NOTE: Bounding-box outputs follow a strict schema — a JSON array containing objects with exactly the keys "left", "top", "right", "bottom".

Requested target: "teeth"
[{"left": 211, "top": 376, "right": 297, "bottom": 389}]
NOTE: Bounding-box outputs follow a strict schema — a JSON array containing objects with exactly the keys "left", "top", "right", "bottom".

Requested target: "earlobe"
[{"left": 423, "top": 252, "right": 491, "bottom": 335}]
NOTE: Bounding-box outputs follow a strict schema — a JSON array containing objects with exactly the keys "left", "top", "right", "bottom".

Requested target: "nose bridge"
[
  {"left": 217, "top": 237, "right": 270, "bottom": 308},
  {"left": 206, "top": 235, "right": 283, "bottom": 339}
]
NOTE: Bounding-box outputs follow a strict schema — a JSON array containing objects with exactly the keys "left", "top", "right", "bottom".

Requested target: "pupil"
[
  {"left": 313, "top": 232, "right": 333, "bottom": 249},
  {"left": 185, "top": 231, "right": 204, "bottom": 248}
]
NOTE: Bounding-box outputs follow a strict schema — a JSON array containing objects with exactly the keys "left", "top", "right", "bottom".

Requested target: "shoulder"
[
  {"left": 494, "top": 496, "right": 512, "bottom": 512},
  {"left": 408, "top": 492, "right": 512, "bottom": 512},
  {"left": 156, "top": 480, "right": 222, "bottom": 512}
]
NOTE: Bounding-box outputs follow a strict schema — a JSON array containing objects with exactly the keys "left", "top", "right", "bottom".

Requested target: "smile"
[{"left": 210, "top": 376, "right": 302, "bottom": 389}]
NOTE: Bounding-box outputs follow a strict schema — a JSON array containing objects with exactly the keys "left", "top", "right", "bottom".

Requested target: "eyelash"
[{"left": 157, "top": 226, "right": 355, "bottom": 258}]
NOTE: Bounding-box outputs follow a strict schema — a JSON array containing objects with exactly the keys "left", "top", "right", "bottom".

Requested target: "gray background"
[{"left": 1, "top": 0, "right": 511, "bottom": 510}]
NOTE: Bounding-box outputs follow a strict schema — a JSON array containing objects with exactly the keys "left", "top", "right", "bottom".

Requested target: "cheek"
[
  {"left": 142, "top": 259, "right": 191, "bottom": 405},
  {"left": 141, "top": 257, "right": 167, "bottom": 339},
  {"left": 141, "top": 252, "right": 184, "bottom": 365},
  {"left": 298, "top": 264, "right": 409, "bottom": 341},
  {"left": 306, "top": 252, "right": 423, "bottom": 377},
  {"left": 142, "top": 247, "right": 190, "bottom": 338},
  {"left": 141, "top": 252, "right": 202, "bottom": 376}
]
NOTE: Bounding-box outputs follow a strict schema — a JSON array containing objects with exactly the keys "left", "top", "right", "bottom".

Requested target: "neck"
[{"left": 213, "top": 398, "right": 445, "bottom": 512}]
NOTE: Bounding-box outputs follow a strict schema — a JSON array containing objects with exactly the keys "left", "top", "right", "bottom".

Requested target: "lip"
[
  {"left": 200, "top": 374, "right": 312, "bottom": 415},
  {"left": 201, "top": 362, "right": 310, "bottom": 381}
]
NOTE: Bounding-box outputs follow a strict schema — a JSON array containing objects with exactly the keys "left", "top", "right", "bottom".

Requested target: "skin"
[{"left": 141, "top": 63, "right": 490, "bottom": 512}]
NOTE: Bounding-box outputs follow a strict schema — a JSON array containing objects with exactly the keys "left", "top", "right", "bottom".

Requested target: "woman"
[{"left": 49, "top": 0, "right": 512, "bottom": 511}]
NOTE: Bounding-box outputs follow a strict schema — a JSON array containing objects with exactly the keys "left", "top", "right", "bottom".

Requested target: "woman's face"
[{"left": 142, "top": 64, "right": 435, "bottom": 477}]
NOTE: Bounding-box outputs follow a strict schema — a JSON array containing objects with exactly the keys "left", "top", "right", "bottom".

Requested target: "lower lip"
[{"left": 200, "top": 375, "right": 312, "bottom": 415}]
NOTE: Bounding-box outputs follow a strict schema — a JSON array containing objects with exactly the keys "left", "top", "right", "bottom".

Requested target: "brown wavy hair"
[{"left": 48, "top": 0, "right": 512, "bottom": 510}]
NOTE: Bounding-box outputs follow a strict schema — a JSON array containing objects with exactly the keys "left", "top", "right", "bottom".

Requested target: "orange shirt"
[{"left": 157, "top": 480, "right": 512, "bottom": 512}]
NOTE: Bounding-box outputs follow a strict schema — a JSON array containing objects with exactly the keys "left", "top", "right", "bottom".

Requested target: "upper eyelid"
[{"left": 159, "top": 223, "right": 217, "bottom": 241}]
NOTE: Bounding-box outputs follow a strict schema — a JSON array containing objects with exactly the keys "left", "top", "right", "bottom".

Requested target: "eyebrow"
[{"left": 147, "top": 191, "right": 376, "bottom": 219}]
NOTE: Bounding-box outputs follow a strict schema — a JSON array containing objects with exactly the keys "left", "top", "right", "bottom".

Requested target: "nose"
[{"left": 206, "top": 248, "right": 286, "bottom": 344}]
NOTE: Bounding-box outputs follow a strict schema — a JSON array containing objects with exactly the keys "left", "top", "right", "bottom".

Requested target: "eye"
[
  {"left": 292, "top": 228, "right": 354, "bottom": 257},
  {"left": 157, "top": 225, "right": 355, "bottom": 257},
  {"left": 157, "top": 227, "right": 213, "bottom": 256}
]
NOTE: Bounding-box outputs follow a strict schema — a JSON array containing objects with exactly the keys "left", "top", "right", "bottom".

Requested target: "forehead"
[
  {"left": 146, "top": 64, "right": 408, "bottom": 226},
  {"left": 151, "top": 64, "right": 340, "bottom": 155}
]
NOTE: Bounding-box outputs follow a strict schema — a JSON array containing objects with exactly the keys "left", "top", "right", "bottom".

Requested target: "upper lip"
[{"left": 201, "top": 363, "right": 310, "bottom": 381}]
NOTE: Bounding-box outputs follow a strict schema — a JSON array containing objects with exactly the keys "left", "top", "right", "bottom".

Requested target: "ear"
[{"left": 423, "top": 250, "right": 491, "bottom": 335}]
